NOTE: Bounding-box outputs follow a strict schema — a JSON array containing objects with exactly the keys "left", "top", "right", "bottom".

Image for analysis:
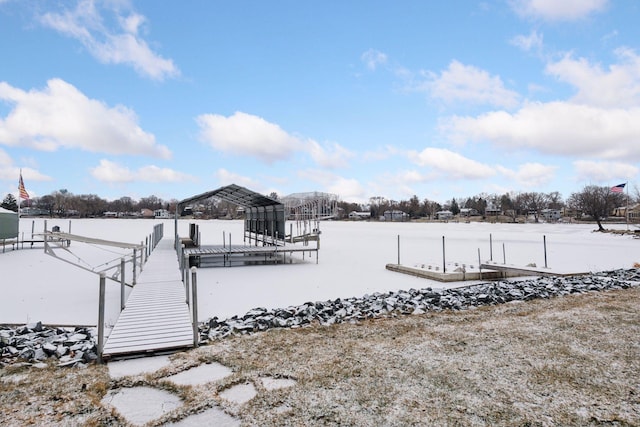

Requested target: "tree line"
[
  {"left": 1, "top": 184, "right": 637, "bottom": 231},
  {"left": 1, "top": 190, "right": 176, "bottom": 218}
]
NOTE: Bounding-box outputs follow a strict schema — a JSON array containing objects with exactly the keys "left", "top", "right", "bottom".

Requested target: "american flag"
[
  {"left": 610, "top": 183, "right": 626, "bottom": 193},
  {"left": 18, "top": 172, "right": 29, "bottom": 200}
]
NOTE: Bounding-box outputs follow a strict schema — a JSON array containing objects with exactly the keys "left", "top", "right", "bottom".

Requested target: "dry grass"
[{"left": 1, "top": 287, "right": 639, "bottom": 426}]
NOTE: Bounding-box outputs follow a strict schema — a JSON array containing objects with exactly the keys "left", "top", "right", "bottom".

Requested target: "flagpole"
[
  {"left": 18, "top": 169, "right": 21, "bottom": 220},
  {"left": 626, "top": 181, "right": 629, "bottom": 231}
]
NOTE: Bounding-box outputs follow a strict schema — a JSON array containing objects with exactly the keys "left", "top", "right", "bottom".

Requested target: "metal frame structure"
[
  {"left": 281, "top": 191, "right": 340, "bottom": 221},
  {"left": 176, "top": 184, "right": 286, "bottom": 247}
]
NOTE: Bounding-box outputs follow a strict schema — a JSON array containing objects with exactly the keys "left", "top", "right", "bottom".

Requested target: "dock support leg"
[
  {"left": 98, "top": 273, "right": 106, "bottom": 364},
  {"left": 120, "top": 258, "right": 126, "bottom": 311},
  {"left": 191, "top": 267, "right": 199, "bottom": 347}
]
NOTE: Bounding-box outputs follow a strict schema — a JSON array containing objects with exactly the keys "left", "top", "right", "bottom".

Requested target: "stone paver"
[
  {"left": 107, "top": 355, "right": 172, "bottom": 379},
  {"left": 163, "top": 407, "right": 241, "bottom": 427},
  {"left": 104, "top": 355, "right": 297, "bottom": 425},
  {"left": 261, "top": 376, "right": 297, "bottom": 391},
  {"left": 164, "top": 362, "right": 232, "bottom": 386},
  {"left": 101, "top": 386, "right": 181, "bottom": 426},
  {"left": 219, "top": 382, "right": 257, "bottom": 404}
]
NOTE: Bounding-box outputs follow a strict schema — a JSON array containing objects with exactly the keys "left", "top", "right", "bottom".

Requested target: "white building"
[
  {"left": 348, "top": 211, "right": 371, "bottom": 220},
  {"left": 541, "top": 209, "right": 561, "bottom": 222},
  {"left": 436, "top": 210, "right": 454, "bottom": 220},
  {"left": 154, "top": 209, "right": 171, "bottom": 219}
]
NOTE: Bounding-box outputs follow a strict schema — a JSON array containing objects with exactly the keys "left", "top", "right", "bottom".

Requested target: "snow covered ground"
[{"left": 2, "top": 218, "right": 638, "bottom": 327}]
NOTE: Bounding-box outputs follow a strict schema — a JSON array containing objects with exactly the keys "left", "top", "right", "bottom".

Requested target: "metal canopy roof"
[{"left": 178, "top": 184, "right": 282, "bottom": 210}]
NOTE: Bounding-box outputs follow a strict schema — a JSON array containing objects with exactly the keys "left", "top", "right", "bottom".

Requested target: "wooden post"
[
  {"left": 442, "top": 236, "right": 446, "bottom": 273},
  {"left": 191, "top": 266, "right": 199, "bottom": 347},
  {"left": 489, "top": 233, "right": 493, "bottom": 261},
  {"left": 184, "top": 254, "right": 190, "bottom": 305},
  {"left": 543, "top": 235, "right": 548, "bottom": 268},
  {"left": 478, "top": 248, "right": 482, "bottom": 281},
  {"left": 397, "top": 235, "right": 400, "bottom": 265},
  {"left": 120, "top": 258, "right": 125, "bottom": 311},
  {"left": 98, "top": 273, "right": 106, "bottom": 364},
  {"left": 140, "top": 241, "right": 145, "bottom": 271},
  {"left": 502, "top": 243, "right": 506, "bottom": 264},
  {"left": 180, "top": 244, "right": 185, "bottom": 279},
  {"left": 133, "top": 248, "right": 137, "bottom": 285}
]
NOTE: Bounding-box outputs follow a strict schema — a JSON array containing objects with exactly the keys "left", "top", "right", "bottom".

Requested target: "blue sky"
[{"left": 1, "top": 0, "right": 639, "bottom": 204}]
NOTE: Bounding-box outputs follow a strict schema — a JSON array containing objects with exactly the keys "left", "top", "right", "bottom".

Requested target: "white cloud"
[
  {"left": 573, "top": 160, "right": 639, "bottom": 182},
  {"left": 420, "top": 61, "right": 520, "bottom": 109},
  {"left": 0, "top": 79, "right": 170, "bottom": 158},
  {"left": 91, "top": 159, "right": 193, "bottom": 183},
  {"left": 307, "top": 140, "right": 354, "bottom": 169},
  {"left": 326, "top": 177, "right": 366, "bottom": 202},
  {"left": 297, "top": 169, "right": 367, "bottom": 202},
  {"left": 214, "top": 168, "right": 263, "bottom": 190},
  {"left": 361, "top": 49, "right": 388, "bottom": 71},
  {"left": 409, "top": 147, "right": 496, "bottom": 180},
  {"left": 39, "top": 0, "right": 179, "bottom": 80},
  {"left": 510, "top": 30, "right": 543, "bottom": 52},
  {"left": 197, "top": 111, "right": 302, "bottom": 164},
  {"left": 546, "top": 48, "right": 640, "bottom": 108},
  {"left": 511, "top": 0, "right": 608, "bottom": 21},
  {"left": 91, "top": 159, "right": 134, "bottom": 182},
  {"left": 363, "top": 145, "right": 400, "bottom": 161},
  {"left": 0, "top": 148, "right": 52, "bottom": 181},
  {"left": 497, "top": 162, "right": 557, "bottom": 188},
  {"left": 442, "top": 101, "right": 640, "bottom": 161}
]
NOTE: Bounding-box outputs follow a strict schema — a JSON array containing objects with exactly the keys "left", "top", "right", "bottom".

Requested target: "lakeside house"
[
  {"left": 436, "top": 210, "right": 454, "bottom": 220},
  {"left": 154, "top": 209, "right": 171, "bottom": 219},
  {"left": 348, "top": 211, "right": 371, "bottom": 220},
  {"left": 383, "top": 210, "right": 408, "bottom": 222}
]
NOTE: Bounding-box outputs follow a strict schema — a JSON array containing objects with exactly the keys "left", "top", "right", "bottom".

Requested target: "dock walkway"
[{"left": 102, "top": 238, "right": 193, "bottom": 358}]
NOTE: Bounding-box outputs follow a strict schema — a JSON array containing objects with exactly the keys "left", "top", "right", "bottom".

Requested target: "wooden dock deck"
[
  {"left": 102, "top": 238, "right": 194, "bottom": 359},
  {"left": 186, "top": 243, "right": 319, "bottom": 267}
]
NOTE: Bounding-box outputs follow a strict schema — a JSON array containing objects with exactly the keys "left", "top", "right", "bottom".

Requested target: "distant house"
[
  {"left": 348, "top": 211, "right": 371, "bottom": 220},
  {"left": 436, "top": 210, "right": 454, "bottom": 220},
  {"left": 485, "top": 204, "right": 502, "bottom": 217},
  {"left": 541, "top": 209, "right": 561, "bottom": 222},
  {"left": 459, "top": 208, "right": 478, "bottom": 217},
  {"left": 383, "top": 210, "right": 408, "bottom": 222},
  {"left": 154, "top": 209, "right": 171, "bottom": 219},
  {"left": 630, "top": 204, "right": 640, "bottom": 224},
  {"left": 614, "top": 203, "right": 640, "bottom": 223},
  {"left": 140, "top": 208, "right": 154, "bottom": 219}
]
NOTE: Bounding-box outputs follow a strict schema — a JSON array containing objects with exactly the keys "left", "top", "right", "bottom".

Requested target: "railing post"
[
  {"left": 120, "top": 257, "right": 126, "bottom": 311},
  {"left": 140, "top": 241, "right": 145, "bottom": 271},
  {"left": 133, "top": 248, "right": 137, "bottom": 285},
  {"left": 98, "top": 272, "right": 106, "bottom": 364},
  {"left": 184, "top": 253, "right": 190, "bottom": 305},
  {"left": 191, "top": 266, "right": 199, "bottom": 347}
]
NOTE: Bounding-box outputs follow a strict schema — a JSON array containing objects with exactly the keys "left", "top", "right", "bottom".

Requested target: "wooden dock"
[
  {"left": 479, "top": 262, "right": 588, "bottom": 278},
  {"left": 102, "top": 238, "right": 194, "bottom": 359},
  {"left": 186, "top": 242, "right": 319, "bottom": 267}
]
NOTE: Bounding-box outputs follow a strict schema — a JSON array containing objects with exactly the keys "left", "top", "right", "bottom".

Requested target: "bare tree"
[
  {"left": 521, "top": 192, "right": 548, "bottom": 223},
  {"left": 568, "top": 185, "right": 625, "bottom": 231}
]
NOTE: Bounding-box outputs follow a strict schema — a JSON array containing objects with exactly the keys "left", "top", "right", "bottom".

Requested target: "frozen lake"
[{"left": 2, "top": 218, "right": 638, "bottom": 326}]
